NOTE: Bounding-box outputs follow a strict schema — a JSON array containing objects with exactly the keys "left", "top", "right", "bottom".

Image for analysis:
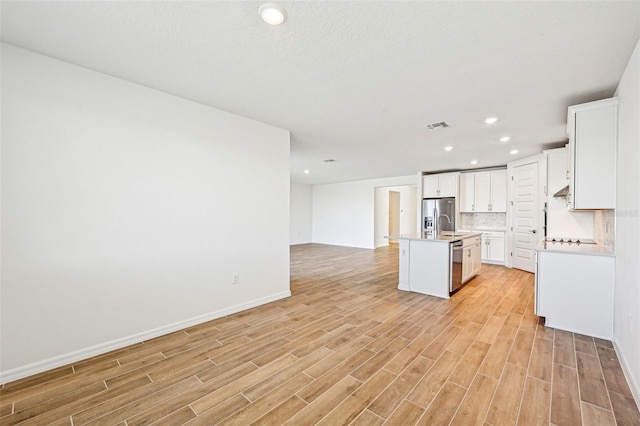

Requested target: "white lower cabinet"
[
  {"left": 462, "top": 236, "right": 481, "bottom": 283},
  {"left": 481, "top": 231, "right": 505, "bottom": 264},
  {"left": 535, "top": 250, "right": 614, "bottom": 339}
]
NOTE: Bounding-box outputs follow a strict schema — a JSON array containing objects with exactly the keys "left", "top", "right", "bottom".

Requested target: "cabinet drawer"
[{"left": 463, "top": 236, "right": 481, "bottom": 247}]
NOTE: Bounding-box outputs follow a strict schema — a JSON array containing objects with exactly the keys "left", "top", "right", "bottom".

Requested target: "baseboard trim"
[
  {"left": 0, "top": 290, "right": 291, "bottom": 385},
  {"left": 481, "top": 260, "right": 506, "bottom": 266},
  {"left": 613, "top": 340, "right": 640, "bottom": 410}
]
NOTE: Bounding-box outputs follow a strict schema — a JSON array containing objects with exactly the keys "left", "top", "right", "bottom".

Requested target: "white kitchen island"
[{"left": 392, "top": 232, "right": 482, "bottom": 298}]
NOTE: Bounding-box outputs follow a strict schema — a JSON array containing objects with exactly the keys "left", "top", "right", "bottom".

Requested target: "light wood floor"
[{"left": 1, "top": 243, "right": 639, "bottom": 425}]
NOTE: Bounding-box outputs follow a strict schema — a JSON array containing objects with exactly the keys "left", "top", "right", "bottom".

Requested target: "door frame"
[
  {"left": 373, "top": 185, "right": 418, "bottom": 248},
  {"left": 506, "top": 154, "right": 547, "bottom": 269}
]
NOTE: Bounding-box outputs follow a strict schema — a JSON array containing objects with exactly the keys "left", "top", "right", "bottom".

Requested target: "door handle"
[{"left": 530, "top": 230, "right": 537, "bottom": 234}]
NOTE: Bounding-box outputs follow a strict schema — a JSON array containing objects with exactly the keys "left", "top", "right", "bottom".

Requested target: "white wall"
[
  {"left": 290, "top": 183, "right": 312, "bottom": 245},
  {"left": 312, "top": 175, "right": 417, "bottom": 249},
  {"left": 545, "top": 147, "right": 595, "bottom": 239},
  {"left": 374, "top": 185, "right": 417, "bottom": 248},
  {"left": 613, "top": 38, "right": 640, "bottom": 405},
  {"left": 0, "top": 45, "right": 291, "bottom": 382}
]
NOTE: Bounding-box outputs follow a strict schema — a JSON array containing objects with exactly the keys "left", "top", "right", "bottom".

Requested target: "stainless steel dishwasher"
[{"left": 450, "top": 240, "right": 463, "bottom": 293}]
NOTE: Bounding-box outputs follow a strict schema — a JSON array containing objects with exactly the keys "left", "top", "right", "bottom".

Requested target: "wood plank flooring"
[{"left": 1, "top": 243, "right": 638, "bottom": 425}]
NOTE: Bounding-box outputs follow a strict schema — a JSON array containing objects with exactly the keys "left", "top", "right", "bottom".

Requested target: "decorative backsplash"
[
  {"left": 594, "top": 209, "right": 615, "bottom": 250},
  {"left": 460, "top": 213, "right": 507, "bottom": 229},
  {"left": 460, "top": 209, "right": 614, "bottom": 249}
]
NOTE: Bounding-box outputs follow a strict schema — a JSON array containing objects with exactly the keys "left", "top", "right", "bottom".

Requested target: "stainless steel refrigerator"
[{"left": 422, "top": 197, "right": 456, "bottom": 234}]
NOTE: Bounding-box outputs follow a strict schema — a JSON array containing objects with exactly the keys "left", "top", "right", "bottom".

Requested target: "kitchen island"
[{"left": 390, "top": 231, "right": 482, "bottom": 298}]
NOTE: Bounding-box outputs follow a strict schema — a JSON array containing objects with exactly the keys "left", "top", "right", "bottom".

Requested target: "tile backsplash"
[
  {"left": 594, "top": 209, "right": 615, "bottom": 250},
  {"left": 460, "top": 213, "right": 507, "bottom": 230}
]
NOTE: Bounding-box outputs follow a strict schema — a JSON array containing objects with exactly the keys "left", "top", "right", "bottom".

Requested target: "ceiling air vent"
[{"left": 425, "top": 122, "right": 450, "bottom": 131}]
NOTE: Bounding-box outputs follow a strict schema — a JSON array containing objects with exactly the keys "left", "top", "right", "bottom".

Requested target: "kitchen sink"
[{"left": 440, "top": 232, "right": 467, "bottom": 237}]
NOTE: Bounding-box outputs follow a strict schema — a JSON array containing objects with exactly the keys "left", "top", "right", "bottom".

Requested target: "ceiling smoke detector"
[{"left": 425, "top": 122, "right": 450, "bottom": 131}]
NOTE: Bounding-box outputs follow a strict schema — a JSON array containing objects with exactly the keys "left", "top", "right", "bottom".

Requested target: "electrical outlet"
[{"left": 232, "top": 273, "right": 240, "bottom": 285}]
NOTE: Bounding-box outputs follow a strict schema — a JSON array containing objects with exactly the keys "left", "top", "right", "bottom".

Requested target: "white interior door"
[{"left": 511, "top": 161, "right": 539, "bottom": 272}]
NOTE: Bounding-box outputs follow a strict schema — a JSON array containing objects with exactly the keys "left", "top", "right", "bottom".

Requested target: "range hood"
[{"left": 553, "top": 185, "right": 570, "bottom": 198}]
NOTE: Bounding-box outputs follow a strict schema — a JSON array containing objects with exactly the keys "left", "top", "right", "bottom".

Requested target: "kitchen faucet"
[
  {"left": 437, "top": 213, "right": 453, "bottom": 234},
  {"left": 439, "top": 213, "right": 452, "bottom": 227}
]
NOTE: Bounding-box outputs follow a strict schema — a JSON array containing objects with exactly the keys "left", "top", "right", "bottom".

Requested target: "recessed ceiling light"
[
  {"left": 484, "top": 117, "right": 498, "bottom": 125},
  {"left": 470, "top": 160, "right": 478, "bottom": 165},
  {"left": 259, "top": 3, "right": 287, "bottom": 25},
  {"left": 444, "top": 146, "right": 453, "bottom": 151},
  {"left": 499, "top": 136, "right": 511, "bottom": 143},
  {"left": 510, "top": 149, "right": 519, "bottom": 155},
  {"left": 304, "top": 169, "right": 310, "bottom": 174}
]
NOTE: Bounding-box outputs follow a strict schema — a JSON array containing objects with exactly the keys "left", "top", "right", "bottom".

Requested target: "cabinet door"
[
  {"left": 487, "top": 236, "right": 505, "bottom": 262},
  {"left": 568, "top": 130, "right": 576, "bottom": 209},
  {"left": 481, "top": 234, "right": 488, "bottom": 260},
  {"left": 472, "top": 242, "right": 482, "bottom": 274},
  {"left": 568, "top": 98, "right": 617, "bottom": 210},
  {"left": 490, "top": 171, "right": 507, "bottom": 212},
  {"left": 474, "top": 172, "right": 491, "bottom": 212},
  {"left": 459, "top": 174, "right": 475, "bottom": 212},
  {"left": 438, "top": 174, "right": 457, "bottom": 197},
  {"left": 423, "top": 176, "right": 440, "bottom": 198},
  {"left": 573, "top": 104, "right": 617, "bottom": 209},
  {"left": 462, "top": 246, "right": 473, "bottom": 282}
]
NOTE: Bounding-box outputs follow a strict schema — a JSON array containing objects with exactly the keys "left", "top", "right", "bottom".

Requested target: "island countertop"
[{"left": 387, "top": 231, "right": 483, "bottom": 243}]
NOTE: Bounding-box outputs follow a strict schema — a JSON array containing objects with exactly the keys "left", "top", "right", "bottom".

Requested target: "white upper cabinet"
[
  {"left": 459, "top": 174, "right": 475, "bottom": 212},
  {"left": 423, "top": 173, "right": 457, "bottom": 198},
  {"left": 474, "top": 172, "right": 492, "bottom": 212},
  {"left": 490, "top": 171, "right": 507, "bottom": 212},
  {"left": 567, "top": 98, "right": 618, "bottom": 210},
  {"left": 459, "top": 170, "right": 507, "bottom": 212},
  {"left": 423, "top": 176, "right": 440, "bottom": 198}
]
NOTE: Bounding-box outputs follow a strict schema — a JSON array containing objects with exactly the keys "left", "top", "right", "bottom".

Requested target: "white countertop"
[
  {"left": 388, "top": 231, "right": 482, "bottom": 243},
  {"left": 536, "top": 240, "right": 614, "bottom": 257}
]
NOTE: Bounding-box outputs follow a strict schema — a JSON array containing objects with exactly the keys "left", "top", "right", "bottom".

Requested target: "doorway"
[
  {"left": 388, "top": 191, "right": 401, "bottom": 244},
  {"left": 374, "top": 185, "right": 417, "bottom": 248}
]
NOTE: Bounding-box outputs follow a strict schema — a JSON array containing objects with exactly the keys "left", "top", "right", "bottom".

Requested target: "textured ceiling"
[{"left": 2, "top": 1, "right": 639, "bottom": 184}]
